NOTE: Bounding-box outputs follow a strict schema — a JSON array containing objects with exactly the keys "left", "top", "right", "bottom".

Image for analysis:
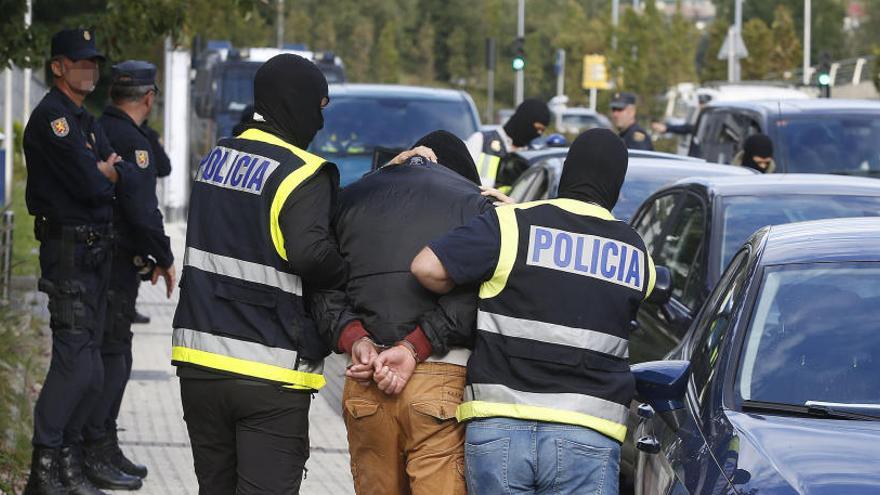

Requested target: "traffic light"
[
  {"left": 818, "top": 51, "right": 831, "bottom": 98},
  {"left": 512, "top": 37, "right": 525, "bottom": 71}
]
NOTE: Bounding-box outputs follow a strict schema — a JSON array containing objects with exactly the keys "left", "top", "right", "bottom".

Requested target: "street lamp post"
[
  {"left": 803, "top": 0, "right": 812, "bottom": 86},
  {"left": 514, "top": 0, "right": 525, "bottom": 106}
]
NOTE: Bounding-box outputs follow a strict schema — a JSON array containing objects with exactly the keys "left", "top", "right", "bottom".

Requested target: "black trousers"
[
  {"left": 84, "top": 250, "right": 139, "bottom": 441},
  {"left": 180, "top": 378, "right": 311, "bottom": 495},
  {"left": 33, "top": 235, "right": 112, "bottom": 448}
]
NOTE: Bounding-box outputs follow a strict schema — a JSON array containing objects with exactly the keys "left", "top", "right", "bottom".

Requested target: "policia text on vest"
[{"left": 173, "top": 128, "right": 329, "bottom": 389}]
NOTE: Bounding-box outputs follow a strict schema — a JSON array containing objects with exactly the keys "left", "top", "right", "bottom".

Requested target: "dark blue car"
[
  {"left": 309, "top": 84, "right": 481, "bottom": 186},
  {"left": 631, "top": 217, "right": 880, "bottom": 495}
]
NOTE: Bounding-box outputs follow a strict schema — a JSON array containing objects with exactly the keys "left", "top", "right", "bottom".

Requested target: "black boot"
[
  {"left": 23, "top": 447, "right": 66, "bottom": 495},
  {"left": 59, "top": 445, "right": 110, "bottom": 495},
  {"left": 82, "top": 439, "right": 143, "bottom": 491},
  {"left": 108, "top": 430, "right": 148, "bottom": 478}
]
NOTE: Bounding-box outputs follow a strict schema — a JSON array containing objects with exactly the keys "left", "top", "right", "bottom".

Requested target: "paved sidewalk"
[{"left": 106, "top": 222, "right": 354, "bottom": 494}]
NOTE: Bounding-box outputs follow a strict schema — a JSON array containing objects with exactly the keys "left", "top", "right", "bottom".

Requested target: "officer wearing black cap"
[
  {"left": 23, "top": 28, "right": 126, "bottom": 495},
  {"left": 77, "top": 60, "right": 176, "bottom": 490},
  {"left": 610, "top": 92, "right": 654, "bottom": 151}
]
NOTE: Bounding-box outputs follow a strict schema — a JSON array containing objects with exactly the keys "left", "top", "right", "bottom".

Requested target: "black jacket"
[
  {"left": 311, "top": 158, "right": 493, "bottom": 354},
  {"left": 99, "top": 106, "right": 174, "bottom": 268}
]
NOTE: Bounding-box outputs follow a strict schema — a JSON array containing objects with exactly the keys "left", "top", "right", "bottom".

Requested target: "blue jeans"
[{"left": 464, "top": 417, "right": 620, "bottom": 495}]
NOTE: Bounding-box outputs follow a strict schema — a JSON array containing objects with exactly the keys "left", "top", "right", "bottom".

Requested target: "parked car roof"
[
  {"left": 672, "top": 173, "right": 880, "bottom": 197},
  {"left": 757, "top": 216, "right": 880, "bottom": 266},
  {"left": 705, "top": 98, "right": 880, "bottom": 115},
  {"left": 328, "top": 84, "right": 471, "bottom": 101}
]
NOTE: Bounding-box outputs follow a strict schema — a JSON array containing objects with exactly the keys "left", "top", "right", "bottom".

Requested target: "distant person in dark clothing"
[
  {"left": 734, "top": 133, "right": 775, "bottom": 173},
  {"left": 311, "top": 131, "right": 492, "bottom": 495}
]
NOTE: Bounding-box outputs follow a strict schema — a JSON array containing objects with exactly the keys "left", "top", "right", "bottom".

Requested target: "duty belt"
[{"left": 35, "top": 217, "right": 112, "bottom": 245}]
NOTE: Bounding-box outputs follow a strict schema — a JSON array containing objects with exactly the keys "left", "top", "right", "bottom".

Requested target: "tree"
[
  {"left": 446, "top": 25, "right": 469, "bottom": 84},
  {"left": 414, "top": 19, "right": 436, "bottom": 82},
  {"left": 373, "top": 22, "right": 400, "bottom": 83},
  {"left": 664, "top": 1, "right": 698, "bottom": 84},
  {"left": 741, "top": 18, "right": 772, "bottom": 80},
  {"left": 344, "top": 18, "right": 374, "bottom": 82},
  {"left": 770, "top": 5, "right": 802, "bottom": 75},
  {"left": 699, "top": 19, "right": 729, "bottom": 82}
]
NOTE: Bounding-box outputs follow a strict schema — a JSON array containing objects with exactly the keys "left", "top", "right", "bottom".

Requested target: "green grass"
[
  {"left": 0, "top": 304, "right": 44, "bottom": 493},
  {"left": 0, "top": 122, "right": 46, "bottom": 492},
  {"left": 10, "top": 123, "right": 39, "bottom": 278}
]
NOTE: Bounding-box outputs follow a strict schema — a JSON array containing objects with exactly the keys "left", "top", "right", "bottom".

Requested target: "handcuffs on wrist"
[{"left": 353, "top": 336, "right": 418, "bottom": 362}]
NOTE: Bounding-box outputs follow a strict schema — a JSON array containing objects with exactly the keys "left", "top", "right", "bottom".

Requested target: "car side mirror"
[
  {"left": 632, "top": 360, "right": 691, "bottom": 412},
  {"left": 647, "top": 265, "right": 672, "bottom": 305}
]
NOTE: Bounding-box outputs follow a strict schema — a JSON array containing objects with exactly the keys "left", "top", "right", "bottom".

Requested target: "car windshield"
[
  {"left": 773, "top": 115, "right": 880, "bottom": 175},
  {"left": 615, "top": 176, "right": 670, "bottom": 222},
  {"left": 720, "top": 195, "right": 880, "bottom": 270},
  {"left": 310, "top": 95, "right": 478, "bottom": 185},
  {"left": 221, "top": 64, "right": 259, "bottom": 113},
  {"left": 737, "top": 262, "right": 880, "bottom": 411}
]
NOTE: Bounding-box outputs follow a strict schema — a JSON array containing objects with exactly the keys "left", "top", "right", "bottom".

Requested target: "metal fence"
[
  {"left": 0, "top": 210, "right": 13, "bottom": 302},
  {"left": 774, "top": 55, "right": 877, "bottom": 88}
]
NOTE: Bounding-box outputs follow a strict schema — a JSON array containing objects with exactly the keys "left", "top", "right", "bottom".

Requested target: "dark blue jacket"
[
  {"left": 99, "top": 106, "right": 173, "bottom": 268},
  {"left": 24, "top": 87, "right": 115, "bottom": 224}
]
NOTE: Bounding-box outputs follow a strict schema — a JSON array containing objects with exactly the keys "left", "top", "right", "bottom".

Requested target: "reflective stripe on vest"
[
  {"left": 456, "top": 383, "right": 629, "bottom": 442},
  {"left": 237, "top": 128, "right": 327, "bottom": 262},
  {"left": 477, "top": 310, "right": 629, "bottom": 359},
  {"left": 477, "top": 153, "right": 501, "bottom": 183},
  {"left": 184, "top": 247, "right": 302, "bottom": 296},
  {"left": 171, "top": 327, "right": 326, "bottom": 390}
]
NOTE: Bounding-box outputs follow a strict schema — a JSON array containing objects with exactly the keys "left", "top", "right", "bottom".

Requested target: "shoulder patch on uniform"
[
  {"left": 633, "top": 131, "right": 646, "bottom": 142},
  {"left": 490, "top": 139, "right": 502, "bottom": 153},
  {"left": 50, "top": 117, "right": 69, "bottom": 137},
  {"left": 134, "top": 150, "right": 150, "bottom": 168}
]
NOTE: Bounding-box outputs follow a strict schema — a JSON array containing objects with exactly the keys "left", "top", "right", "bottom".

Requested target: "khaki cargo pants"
[{"left": 342, "top": 362, "right": 467, "bottom": 495}]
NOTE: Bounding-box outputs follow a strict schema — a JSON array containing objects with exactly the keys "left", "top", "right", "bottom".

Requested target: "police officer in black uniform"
[
  {"left": 610, "top": 91, "right": 654, "bottom": 151},
  {"left": 79, "top": 60, "right": 176, "bottom": 490},
  {"left": 172, "top": 54, "right": 346, "bottom": 494},
  {"left": 23, "top": 28, "right": 123, "bottom": 495}
]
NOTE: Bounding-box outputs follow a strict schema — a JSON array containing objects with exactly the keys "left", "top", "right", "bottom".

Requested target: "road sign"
[
  {"left": 717, "top": 29, "right": 748, "bottom": 60},
  {"left": 582, "top": 55, "right": 609, "bottom": 90}
]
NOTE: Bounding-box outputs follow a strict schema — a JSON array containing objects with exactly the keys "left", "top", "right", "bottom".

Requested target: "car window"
[
  {"left": 632, "top": 193, "right": 679, "bottom": 253},
  {"left": 719, "top": 194, "right": 880, "bottom": 272},
  {"left": 690, "top": 248, "right": 751, "bottom": 407},
  {"left": 530, "top": 169, "right": 549, "bottom": 200},
  {"left": 509, "top": 167, "right": 543, "bottom": 203},
  {"left": 310, "top": 96, "right": 479, "bottom": 185},
  {"left": 692, "top": 110, "right": 725, "bottom": 160},
  {"left": 772, "top": 115, "right": 880, "bottom": 174},
  {"left": 655, "top": 194, "right": 706, "bottom": 309},
  {"left": 737, "top": 262, "right": 880, "bottom": 408}
]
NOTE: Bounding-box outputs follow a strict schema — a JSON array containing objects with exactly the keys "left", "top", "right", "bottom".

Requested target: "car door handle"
[
  {"left": 637, "top": 435, "right": 662, "bottom": 455},
  {"left": 637, "top": 403, "right": 655, "bottom": 420}
]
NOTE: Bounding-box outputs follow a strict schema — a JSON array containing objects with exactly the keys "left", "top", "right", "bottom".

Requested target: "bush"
[{"left": 0, "top": 302, "right": 45, "bottom": 493}]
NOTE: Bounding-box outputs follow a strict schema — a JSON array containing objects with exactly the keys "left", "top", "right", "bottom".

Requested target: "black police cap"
[
  {"left": 610, "top": 91, "right": 638, "bottom": 110},
  {"left": 51, "top": 28, "right": 104, "bottom": 61},
  {"left": 112, "top": 60, "right": 158, "bottom": 87}
]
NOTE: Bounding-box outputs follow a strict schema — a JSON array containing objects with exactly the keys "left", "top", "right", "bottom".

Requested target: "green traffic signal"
[
  {"left": 818, "top": 73, "right": 831, "bottom": 86},
  {"left": 512, "top": 56, "right": 525, "bottom": 71}
]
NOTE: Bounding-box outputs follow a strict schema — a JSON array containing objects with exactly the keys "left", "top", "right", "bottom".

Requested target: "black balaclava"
[
  {"left": 233, "top": 54, "right": 328, "bottom": 149},
  {"left": 412, "top": 130, "right": 481, "bottom": 185},
  {"left": 742, "top": 134, "right": 773, "bottom": 171},
  {"left": 557, "top": 128, "right": 628, "bottom": 211},
  {"left": 503, "top": 98, "right": 551, "bottom": 147}
]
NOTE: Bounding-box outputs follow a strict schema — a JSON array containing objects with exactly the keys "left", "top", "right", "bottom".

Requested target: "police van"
[{"left": 189, "top": 40, "right": 345, "bottom": 175}]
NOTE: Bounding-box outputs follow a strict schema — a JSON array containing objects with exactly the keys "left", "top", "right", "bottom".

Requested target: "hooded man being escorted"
[
  {"left": 311, "top": 130, "right": 493, "bottom": 495},
  {"left": 412, "top": 129, "right": 657, "bottom": 495},
  {"left": 465, "top": 98, "right": 551, "bottom": 189},
  {"left": 171, "top": 54, "right": 346, "bottom": 494}
]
